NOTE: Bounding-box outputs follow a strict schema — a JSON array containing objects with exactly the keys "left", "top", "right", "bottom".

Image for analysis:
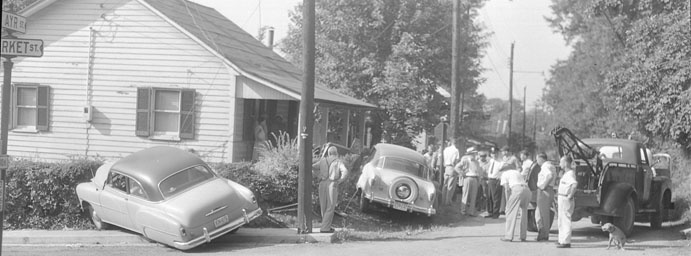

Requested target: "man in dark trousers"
[{"left": 482, "top": 149, "right": 503, "bottom": 218}]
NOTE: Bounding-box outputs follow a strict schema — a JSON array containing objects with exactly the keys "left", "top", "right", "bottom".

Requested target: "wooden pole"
[
  {"left": 522, "top": 86, "right": 526, "bottom": 148},
  {"left": 297, "top": 0, "right": 315, "bottom": 234},
  {"left": 0, "top": 55, "right": 15, "bottom": 250},
  {"left": 450, "top": 0, "right": 461, "bottom": 144},
  {"left": 508, "top": 42, "right": 514, "bottom": 148}
]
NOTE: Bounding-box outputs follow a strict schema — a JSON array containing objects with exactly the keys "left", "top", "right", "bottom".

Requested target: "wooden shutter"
[
  {"left": 36, "top": 86, "right": 50, "bottom": 131},
  {"left": 243, "top": 99, "right": 256, "bottom": 141},
  {"left": 135, "top": 88, "right": 151, "bottom": 137},
  {"left": 179, "top": 89, "right": 195, "bottom": 139}
]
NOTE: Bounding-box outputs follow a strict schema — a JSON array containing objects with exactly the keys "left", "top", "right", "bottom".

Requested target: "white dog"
[{"left": 601, "top": 223, "right": 626, "bottom": 250}]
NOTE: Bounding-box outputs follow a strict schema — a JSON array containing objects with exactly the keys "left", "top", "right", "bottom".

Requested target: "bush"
[
  {"left": 658, "top": 143, "right": 691, "bottom": 223},
  {"left": 3, "top": 159, "right": 102, "bottom": 230},
  {"left": 215, "top": 162, "right": 298, "bottom": 206}
]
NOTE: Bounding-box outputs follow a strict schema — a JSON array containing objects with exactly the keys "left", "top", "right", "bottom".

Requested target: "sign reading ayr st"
[
  {"left": 2, "top": 11, "right": 27, "bottom": 34},
  {"left": 1, "top": 38, "right": 44, "bottom": 57}
]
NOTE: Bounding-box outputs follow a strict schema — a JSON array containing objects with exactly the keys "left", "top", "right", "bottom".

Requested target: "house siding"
[{"left": 0, "top": 0, "right": 238, "bottom": 163}]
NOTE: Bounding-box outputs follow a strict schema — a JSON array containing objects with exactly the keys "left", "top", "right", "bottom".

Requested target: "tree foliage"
[
  {"left": 280, "top": 0, "right": 488, "bottom": 146},
  {"left": 544, "top": 0, "right": 691, "bottom": 152}
]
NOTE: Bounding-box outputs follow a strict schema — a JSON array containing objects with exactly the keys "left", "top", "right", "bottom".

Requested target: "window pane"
[
  {"left": 154, "top": 90, "right": 180, "bottom": 111},
  {"left": 18, "top": 108, "right": 37, "bottom": 126},
  {"left": 17, "top": 87, "right": 37, "bottom": 106},
  {"left": 154, "top": 112, "right": 179, "bottom": 132},
  {"left": 109, "top": 173, "right": 128, "bottom": 192},
  {"left": 159, "top": 165, "right": 214, "bottom": 198}
]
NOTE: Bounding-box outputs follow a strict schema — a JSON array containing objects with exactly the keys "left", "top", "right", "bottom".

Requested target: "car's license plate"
[
  {"left": 392, "top": 201, "right": 408, "bottom": 211},
  {"left": 214, "top": 215, "right": 229, "bottom": 228}
]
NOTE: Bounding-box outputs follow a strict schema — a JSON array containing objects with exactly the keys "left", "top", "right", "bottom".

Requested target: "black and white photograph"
[{"left": 1, "top": 0, "right": 689, "bottom": 255}]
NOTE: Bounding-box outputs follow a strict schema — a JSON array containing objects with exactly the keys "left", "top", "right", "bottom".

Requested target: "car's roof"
[
  {"left": 373, "top": 143, "right": 426, "bottom": 164},
  {"left": 110, "top": 147, "right": 208, "bottom": 198},
  {"left": 582, "top": 138, "right": 640, "bottom": 148}
]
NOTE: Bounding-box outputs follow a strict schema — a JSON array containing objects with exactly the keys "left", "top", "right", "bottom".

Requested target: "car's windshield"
[
  {"left": 382, "top": 157, "right": 425, "bottom": 177},
  {"left": 159, "top": 165, "right": 215, "bottom": 198}
]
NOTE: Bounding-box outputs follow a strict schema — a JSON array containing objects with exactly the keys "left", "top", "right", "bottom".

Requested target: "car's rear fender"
[
  {"left": 598, "top": 182, "right": 636, "bottom": 216},
  {"left": 75, "top": 182, "right": 100, "bottom": 212},
  {"left": 137, "top": 209, "right": 183, "bottom": 243}
]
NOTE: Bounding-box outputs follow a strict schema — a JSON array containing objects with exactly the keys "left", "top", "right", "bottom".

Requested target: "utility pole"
[
  {"left": 507, "top": 42, "right": 514, "bottom": 149},
  {"left": 450, "top": 0, "right": 461, "bottom": 146},
  {"left": 532, "top": 101, "right": 538, "bottom": 154},
  {"left": 522, "top": 86, "right": 526, "bottom": 148},
  {"left": 297, "top": 0, "right": 315, "bottom": 234}
]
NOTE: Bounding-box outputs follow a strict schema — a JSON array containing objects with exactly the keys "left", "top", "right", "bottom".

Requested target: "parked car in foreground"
[
  {"left": 76, "top": 146, "right": 262, "bottom": 250},
  {"left": 356, "top": 143, "right": 439, "bottom": 216}
]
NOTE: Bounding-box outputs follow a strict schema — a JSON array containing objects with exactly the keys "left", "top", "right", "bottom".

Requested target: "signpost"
[{"left": 1, "top": 10, "right": 42, "bottom": 253}]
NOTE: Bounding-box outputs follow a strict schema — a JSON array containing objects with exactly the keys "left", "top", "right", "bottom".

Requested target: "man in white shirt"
[
  {"left": 441, "top": 139, "right": 460, "bottom": 205},
  {"left": 456, "top": 147, "right": 480, "bottom": 216},
  {"left": 535, "top": 152, "right": 556, "bottom": 241},
  {"left": 519, "top": 150, "right": 536, "bottom": 181},
  {"left": 557, "top": 155, "right": 578, "bottom": 248},
  {"left": 499, "top": 160, "right": 531, "bottom": 242},
  {"left": 481, "top": 149, "right": 503, "bottom": 218}
]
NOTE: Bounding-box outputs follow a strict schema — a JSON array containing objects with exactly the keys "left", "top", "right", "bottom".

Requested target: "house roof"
[
  {"left": 22, "top": 0, "right": 376, "bottom": 109},
  {"left": 142, "top": 0, "right": 375, "bottom": 109}
]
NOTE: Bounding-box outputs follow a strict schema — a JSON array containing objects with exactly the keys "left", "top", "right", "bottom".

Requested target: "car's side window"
[
  {"left": 128, "top": 178, "right": 147, "bottom": 199},
  {"left": 108, "top": 172, "right": 128, "bottom": 193}
]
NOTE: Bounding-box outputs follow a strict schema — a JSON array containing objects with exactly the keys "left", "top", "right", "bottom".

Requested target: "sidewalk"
[{"left": 2, "top": 228, "right": 336, "bottom": 246}]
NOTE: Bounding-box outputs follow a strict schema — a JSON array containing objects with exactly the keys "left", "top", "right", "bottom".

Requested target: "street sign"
[
  {"left": 2, "top": 11, "right": 27, "bottom": 34},
  {"left": 1, "top": 38, "right": 43, "bottom": 57}
]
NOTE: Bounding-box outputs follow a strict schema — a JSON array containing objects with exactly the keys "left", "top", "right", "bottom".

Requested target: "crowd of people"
[{"left": 423, "top": 139, "right": 578, "bottom": 249}]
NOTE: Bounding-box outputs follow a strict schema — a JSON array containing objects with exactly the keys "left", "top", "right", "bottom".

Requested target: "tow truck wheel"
[{"left": 613, "top": 197, "right": 635, "bottom": 236}]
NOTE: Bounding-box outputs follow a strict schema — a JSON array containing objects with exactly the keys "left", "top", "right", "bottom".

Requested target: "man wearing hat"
[{"left": 456, "top": 146, "right": 481, "bottom": 216}]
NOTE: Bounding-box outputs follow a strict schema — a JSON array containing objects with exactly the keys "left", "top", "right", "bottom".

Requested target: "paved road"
[{"left": 4, "top": 217, "right": 689, "bottom": 256}]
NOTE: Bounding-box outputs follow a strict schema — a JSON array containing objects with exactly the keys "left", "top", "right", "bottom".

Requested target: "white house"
[{"left": 0, "top": 0, "right": 374, "bottom": 162}]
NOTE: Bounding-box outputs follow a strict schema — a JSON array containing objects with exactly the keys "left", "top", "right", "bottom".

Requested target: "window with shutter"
[
  {"left": 12, "top": 83, "right": 50, "bottom": 132},
  {"left": 136, "top": 87, "right": 196, "bottom": 141}
]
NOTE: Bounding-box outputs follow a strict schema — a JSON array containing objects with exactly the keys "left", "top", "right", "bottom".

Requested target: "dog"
[{"left": 601, "top": 223, "right": 626, "bottom": 250}]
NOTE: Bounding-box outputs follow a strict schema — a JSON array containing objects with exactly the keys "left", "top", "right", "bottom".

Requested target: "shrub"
[{"left": 3, "top": 159, "right": 102, "bottom": 230}]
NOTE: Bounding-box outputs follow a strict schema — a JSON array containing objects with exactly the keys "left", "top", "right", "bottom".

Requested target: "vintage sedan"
[
  {"left": 356, "top": 143, "right": 438, "bottom": 216},
  {"left": 76, "top": 146, "right": 262, "bottom": 250}
]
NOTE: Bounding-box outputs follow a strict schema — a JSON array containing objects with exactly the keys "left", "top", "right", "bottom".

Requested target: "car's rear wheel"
[
  {"left": 613, "top": 196, "right": 635, "bottom": 236},
  {"left": 88, "top": 204, "right": 110, "bottom": 230},
  {"left": 359, "top": 190, "right": 371, "bottom": 213}
]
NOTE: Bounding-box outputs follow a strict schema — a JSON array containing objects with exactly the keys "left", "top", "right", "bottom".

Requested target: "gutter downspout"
[{"left": 85, "top": 27, "right": 94, "bottom": 156}]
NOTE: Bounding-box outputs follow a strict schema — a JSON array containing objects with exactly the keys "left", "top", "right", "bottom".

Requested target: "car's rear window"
[
  {"left": 159, "top": 165, "right": 215, "bottom": 198},
  {"left": 595, "top": 145, "right": 625, "bottom": 160},
  {"left": 382, "top": 157, "right": 425, "bottom": 177}
]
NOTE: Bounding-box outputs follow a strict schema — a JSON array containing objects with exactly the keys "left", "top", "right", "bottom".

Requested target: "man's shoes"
[
  {"left": 491, "top": 215, "right": 499, "bottom": 219},
  {"left": 520, "top": 238, "right": 526, "bottom": 242},
  {"left": 500, "top": 238, "right": 512, "bottom": 242},
  {"left": 556, "top": 243, "right": 571, "bottom": 248},
  {"left": 484, "top": 215, "right": 494, "bottom": 218},
  {"left": 320, "top": 228, "right": 335, "bottom": 233},
  {"left": 535, "top": 237, "right": 548, "bottom": 241}
]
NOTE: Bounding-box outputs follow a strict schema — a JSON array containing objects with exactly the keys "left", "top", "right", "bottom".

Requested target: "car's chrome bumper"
[
  {"left": 364, "top": 193, "right": 436, "bottom": 216},
  {"left": 173, "top": 207, "right": 263, "bottom": 250}
]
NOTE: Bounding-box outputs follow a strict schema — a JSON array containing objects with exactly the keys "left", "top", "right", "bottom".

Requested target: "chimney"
[{"left": 267, "top": 27, "right": 275, "bottom": 49}]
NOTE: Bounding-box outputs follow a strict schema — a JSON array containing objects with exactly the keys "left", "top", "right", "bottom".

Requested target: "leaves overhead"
[{"left": 545, "top": 0, "right": 691, "bottom": 151}]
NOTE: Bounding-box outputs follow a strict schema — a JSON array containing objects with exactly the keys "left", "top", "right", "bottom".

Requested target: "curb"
[{"left": 2, "top": 228, "right": 335, "bottom": 246}]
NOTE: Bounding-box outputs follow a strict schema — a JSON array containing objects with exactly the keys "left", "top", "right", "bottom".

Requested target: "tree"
[
  {"left": 280, "top": 0, "right": 488, "bottom": 146},
  {"left": 545, "top": 0, "right": 691, "bottom": 152}
]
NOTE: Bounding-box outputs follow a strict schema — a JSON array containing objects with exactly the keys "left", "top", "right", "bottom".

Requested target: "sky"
[{"left": 189, "top": 0, "right": 572, "bottom": 108}]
